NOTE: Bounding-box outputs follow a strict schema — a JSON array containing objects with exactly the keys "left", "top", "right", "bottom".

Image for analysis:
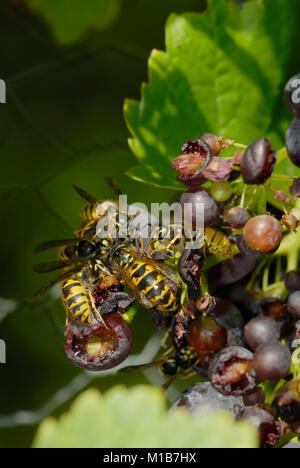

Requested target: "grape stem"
[{"left": 233, "top": 142, "right": 247, "bottom": 149}]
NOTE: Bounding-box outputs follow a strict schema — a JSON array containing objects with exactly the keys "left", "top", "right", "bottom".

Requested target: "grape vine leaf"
[
  {"left": 32, "top": 386, "right": 258, "bottom": 448},
  {"left": 26, "top": 0, "right": 121, "bottom": 43},
  {"left": 124, "top": 0, "right": 298, "bottom": 189}
]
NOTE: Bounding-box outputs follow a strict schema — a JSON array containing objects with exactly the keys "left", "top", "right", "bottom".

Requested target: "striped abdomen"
[
  {"left": 204, "top": 227, "right": 232, "bottom": 258},
  {"left": 62, "top": 277, "right": 92, "bottom": 324},
  {"left": 80, "top": 203, "right": 99, "bottom": 223},
  {"left": 128, "top": 261, "right": 177, "bottom": 312},
  {"left": 80, "top": 201, "right": 118, "bottom": 224}
]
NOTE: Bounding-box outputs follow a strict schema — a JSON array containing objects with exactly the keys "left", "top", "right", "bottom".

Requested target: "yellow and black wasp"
[
  {"left": 99, "top": 235, "right": 180, "bottom": 314},
  {"left": 35, "top": 236, "right": 112, "bottom": 326},
  {"left": 73, "top": 181, "right": 120, "bottom": 241},
  {"left": 119, "top": 345, "right": 200, "bottom": 389},
  {"left": 72, "top": 182, "right": 181, "bottom": 316}
]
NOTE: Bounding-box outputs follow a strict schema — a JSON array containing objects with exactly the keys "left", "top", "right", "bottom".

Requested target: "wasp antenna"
[
  {"left": 73, "top": 185, "right": 97, "bottom": 204},
  {"left": 104, "top": 177, "right": 122, "bottom": 197}
]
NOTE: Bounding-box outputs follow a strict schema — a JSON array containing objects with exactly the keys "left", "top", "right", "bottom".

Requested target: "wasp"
[
  {"left": 149, "top": 223, "right": 232, "bottom": 260},
  {"left": 119, "top": 346, "right": 200, "bottom": 389},
  {"left": 73, "top": 178, "right": 143, "bottom": 244},
  {"left": 35, "top": 235, "right": 112, "bottom": 325},
  {"left": 98, "top": 234, "right": 180, "bottom": 314},
  {"left": 73, "top": 183, "right": 120, "bottom": 240},
  {"left": 204, "top": 227, "right": 232, "bottom": 258},
  {"left": 70, "top": 183, "right": 181, "bottom": 315}
]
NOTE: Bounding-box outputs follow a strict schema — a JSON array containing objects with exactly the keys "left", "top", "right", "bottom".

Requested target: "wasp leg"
[
  {"left": 87, "top": 289, "right": 108, "bottom": 329},
  {"left": 161, "top": 376, "right": 176, "bottom": 391}
]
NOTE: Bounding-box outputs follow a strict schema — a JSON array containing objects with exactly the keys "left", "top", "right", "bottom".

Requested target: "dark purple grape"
[
  {"left": 243, "top": 388, "right": 265, "bottom": 406},
  {"left": 208, "top": 251, "right": 260, "bottom": 288},
  {"left": 237, "top": 406, "right": 280, "bottom": 448},
  {"left": 287, "top": 291, "right": 300, "bottom": 319},
  {"left": 171, "top": 381, "right": 244, "bottom": 417},
  {"left": 235, "top": 235, "right": 265, "bottom": 258},
  {"left": 253, "top": 342, "right": 291, "bottom": 381},
  {"left": 227, "top": 207, "right": 248, "bottom": 229},
  {"left": 64, "top": 312, "right": 133, "bottom": 371},
  {"left": 187, "top": 315, "right": 226, "bottom": 357},
  {"left": 240, "top": 138, "right": 277, "bottom": 185},
  {"left": 208, "top": 346, "right": 257, "bottom": 396},
  {"left": 286, "top": 118, "right": 300, "bottom": 168},
  {"left": 285, "top": 270, "right": 300, "bottom": 292},
  {"left": 284, "top": 74, "right": 300, "bottom": 117},
  {"left": 256, "top": 298, "right": 293, "bottom": 339},
  {"left": 208, "top": 298, "right": 245, "bottom": 347},
  {"left": 180, "top": 187, "right": 221, "bottom": 227},
  {"left": 290, "top": 178, "right": 300, "bottom": 198},
  {"left": 244, "top": 316, "right": 280, "bottom": 351}
]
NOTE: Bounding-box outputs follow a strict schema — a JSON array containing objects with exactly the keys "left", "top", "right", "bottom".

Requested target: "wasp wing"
[
  {"left": 35, "top": 266, "right": 81, "bottom": 296},
  {"left": 34, "top": 260, "right": 72, "bottom": 273},
  {"left": 34, "top": 238, "right": 79, "bottom": 253},
  {"left": 116, "top": 263, "right": 153, "bottom": 309},
  {"left": 104, "top": 177, "right": 122, "bottom": 197}
]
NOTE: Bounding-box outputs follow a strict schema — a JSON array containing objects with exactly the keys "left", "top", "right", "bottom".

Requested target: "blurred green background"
[
  {"left": 0, "top": 0, "right": 207, "bottom": 448},
  {"left": 1, "top": 0, "right": 299, "bottom": 448}
]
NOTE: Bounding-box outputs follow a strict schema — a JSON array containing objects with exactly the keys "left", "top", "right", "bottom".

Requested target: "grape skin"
[
  {"left": 208, "top": 298, "right": 245, "bottom": 347},
  {"left": 208, "top": 346, "right": 257, "bottom": 396},
  {"left": 171, "top": 381, "right": 244, "bottom": 417},
  {"left": 64, "top": 312, "right": 133, "bottom": 371},
  {"left": 227, "top": 207, "right": 248, "bottom": 228},
  {"left": 287, "top": 290, "right": 300, "bottom": 320},
  {"left": 244, "top": 316, "right": 280, "bottom": 350},
  {"left": 237, "top": 406, "right": 280, "bottom": 448},
  {"left": 240, "top": 138, "right": 276, "bottom": 185},
  {"left": 253, "top": 342, "right": 291, "bottom": 381},
  {"left": 180, "top": 187, "right": 221, "bottom": 227},
  {"left": 286, "top": 118, "right": 300, "bottom": 168},
  {"left": 243, "top": 215, "right": 282, "bottom": 252}
]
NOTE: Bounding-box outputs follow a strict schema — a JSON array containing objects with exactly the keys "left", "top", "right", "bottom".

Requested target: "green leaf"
[
  {"left": 26, "top": 0, "right": 121, "bottom": 43},
  {"left": 124, "top": 0, "right": 297, "bottom": 188},
  {"left": 32, "top": 386, "right": 258, "bottom": 448}
]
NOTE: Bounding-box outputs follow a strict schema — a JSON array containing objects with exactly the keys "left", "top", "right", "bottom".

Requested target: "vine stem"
[
  {"left": 233, "top": 142, "right": 247, "bottom": 149},
  {"left": 246, "top": 257, "right": 267, "bottom": 291},
  {"left": 240, "top": 185, "right": 246, "bottom": 208}
]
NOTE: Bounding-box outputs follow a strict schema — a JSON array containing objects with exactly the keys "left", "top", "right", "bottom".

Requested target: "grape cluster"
[
  {"left": 167, "top": 74, "right": 300, "bottom": 448},
  {"left": 38, "top": 73, "right": 300, "bottom": 448}
]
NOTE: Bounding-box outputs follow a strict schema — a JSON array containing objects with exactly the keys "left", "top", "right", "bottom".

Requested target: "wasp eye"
[{"left": 76, "top": 240, "right": 96, "bottom": 257}]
